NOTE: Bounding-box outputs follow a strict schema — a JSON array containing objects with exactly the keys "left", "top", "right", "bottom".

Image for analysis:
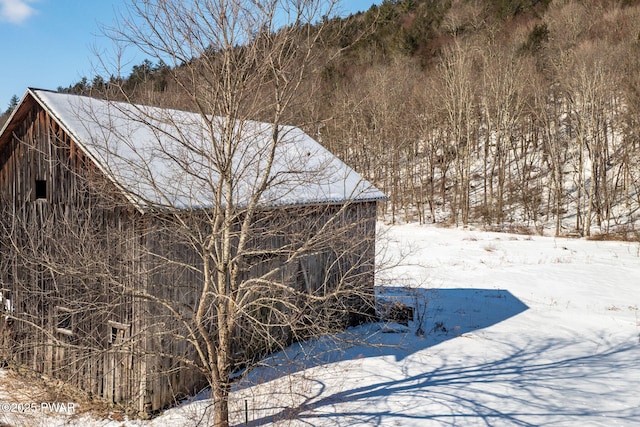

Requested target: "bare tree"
[
  {"left": 0, "top": 2, "right": 384, "bottom": 426},
  {"left": 478, "top": 36, "right": 529, "bottom": 225},
  {"left": 434, "top": 38, "right": 479, "bottom": 225},
  {"left": 558, "top": 40, "right": 617, "bottom": 236},
  {"left": 101, "top": 1, "right": 380, "bottom": 425}
]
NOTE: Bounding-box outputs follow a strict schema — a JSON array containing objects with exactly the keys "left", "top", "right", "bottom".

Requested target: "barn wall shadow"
[{"left": 377, "top": 287, "right": 530, "bottom": 352}]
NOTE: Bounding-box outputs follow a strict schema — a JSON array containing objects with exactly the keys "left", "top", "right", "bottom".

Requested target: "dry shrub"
[
  {"left": 483, "top": 224, "right": 535, "bottom": 236},
  {"left": 586, "top": 232, "right": 639, "bottom": 242}
]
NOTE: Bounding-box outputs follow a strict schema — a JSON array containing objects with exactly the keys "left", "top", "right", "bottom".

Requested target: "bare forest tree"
[
  {"left": 434, "top": 39, "right": 479, "bottom": 226},
  {"left": 313, "top": 0, "right": 640, "bottom": 236}
]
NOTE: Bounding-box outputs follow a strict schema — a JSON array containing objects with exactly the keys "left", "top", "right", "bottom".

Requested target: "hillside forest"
[{"left": 4, "top": 0, "right": 640, "bottom": 238}]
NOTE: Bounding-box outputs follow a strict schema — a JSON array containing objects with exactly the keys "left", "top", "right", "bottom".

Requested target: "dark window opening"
[
  {"left": 55, "top": 306, "right": 73, "bottom": 335},
  {"left": 58, "top": 313, "right": 71, "bottom": 330},
  {"left": 35, "top": 180, "right": 47, "bottom": 200},
  {"left": 108, "top": 320, "right": 130, "bottom": 345},
  {"left": 110, "top": 327, "right": 120, "bottom": 344}
]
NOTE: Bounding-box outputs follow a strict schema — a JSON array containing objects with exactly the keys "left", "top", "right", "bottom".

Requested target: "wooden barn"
[{"left": 0, "top": 88, "right": 385, "bottom": 414}]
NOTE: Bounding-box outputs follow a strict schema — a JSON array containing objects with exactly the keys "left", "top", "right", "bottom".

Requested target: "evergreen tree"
[{"left": 5, "top": 94, "right": 18, "bottom": 115}]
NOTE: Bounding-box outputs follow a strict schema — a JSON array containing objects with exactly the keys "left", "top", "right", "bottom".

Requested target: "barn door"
[{"left": 105, "top": 321, "right": 131, "bottom": 403}]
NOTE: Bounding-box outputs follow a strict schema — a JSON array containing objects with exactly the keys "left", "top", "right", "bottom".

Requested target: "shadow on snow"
[
  {"left": 245, "top": 339, "right": 639, "bottom": 426},
  {"left": 237, "top": 288, "right": 528, "bottom": 379},
  {"left": 226, "top": 287, "right": 605, "bottom": 426}
]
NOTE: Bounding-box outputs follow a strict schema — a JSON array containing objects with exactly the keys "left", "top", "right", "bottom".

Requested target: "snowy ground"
[{"left": 1, "top": 223, "right": 640, "bottom": 426}]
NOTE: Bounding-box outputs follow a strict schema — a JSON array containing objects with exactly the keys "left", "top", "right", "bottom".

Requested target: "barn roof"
[{"left": 4, "top": 88, "right": 385, "bottom": 211}]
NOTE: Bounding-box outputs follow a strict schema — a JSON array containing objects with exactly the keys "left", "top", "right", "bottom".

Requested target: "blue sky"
[{"left": 0, "top": 0, "right": 379, "bottom": 112}]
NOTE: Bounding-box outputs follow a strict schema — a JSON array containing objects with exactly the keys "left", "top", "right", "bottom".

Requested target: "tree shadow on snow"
[
  {"left": 236, "top": 287, "right": 640, "bottom": 426},
  {"left": 242, "top": 338, "right": 639, "bottom": 426}
]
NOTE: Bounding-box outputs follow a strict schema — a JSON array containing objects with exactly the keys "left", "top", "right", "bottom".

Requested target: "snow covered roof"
[{"left": 26, "top": 89, "right": 385, "bottom": 211}]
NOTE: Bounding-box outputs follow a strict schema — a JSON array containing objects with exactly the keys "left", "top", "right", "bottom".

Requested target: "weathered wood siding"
[
  {"left": 0, "top": 101, "right": 146, "bottom": 409},
  {"left": 140, "top": 201, "right": 378, "bottom": 412}
]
